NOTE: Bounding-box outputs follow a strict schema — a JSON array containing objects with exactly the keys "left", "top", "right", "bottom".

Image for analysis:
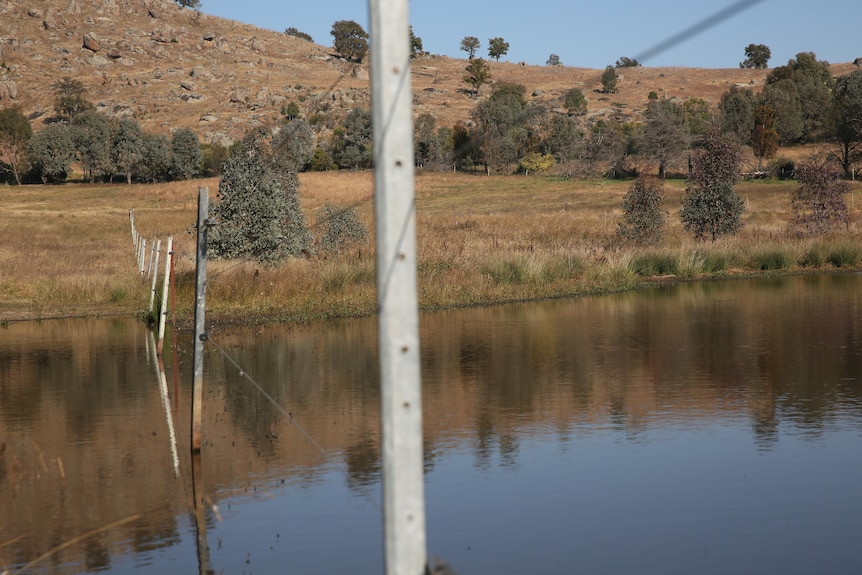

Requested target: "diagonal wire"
[
  {"left": 207, "top": 335, "right": 383, "bottom": 510},
  {"left": 636, "top": 0, "right": 769, "bottom": 64},
  {"left": 207, "top": 336, "right": 325, "bottom": 453}
]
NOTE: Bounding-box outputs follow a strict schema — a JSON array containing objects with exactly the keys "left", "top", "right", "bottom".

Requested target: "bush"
[
  {"left": 618, "top": 176, "right": 665, "bottom": 246},
  {"left": 209, "top": 131, "right": 313, "bottom": 263},
  {"left": 791, "top": 162, "right": 849, "bottom": 235},
  {"left": 518, "top": 153, "right": 555, "bottom": 174},
  {"left": 317, "top": 204, "right": 368, "bottom": 255}
]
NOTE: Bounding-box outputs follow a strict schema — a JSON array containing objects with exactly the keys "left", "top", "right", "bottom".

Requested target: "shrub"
[
  {"left": 317, "top": 204, "right": 368, "bottom": 255},
  {"left": 618, "top": 176, "right": 665, "bottom": 246},
  {"left": 518, "top": 153, "right": 555, "bottom": 174},
  {"left": 209, "top": 131, "right": 313, "bottom": 263},
  {"left": 791, "top": 162, "right": 849, "bottom": 235}
]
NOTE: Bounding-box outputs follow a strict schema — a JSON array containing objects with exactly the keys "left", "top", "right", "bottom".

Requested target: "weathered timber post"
[
  {"left": 147, "top": 240, "right": 157, "bottom": 280},
  {"left": 369, "top": 1, "right": 427, "bottom": 573},
  {"left": 149, "top": 239, "right": 162, "bottom": 312},
  {"left": 156, "top": 236, "right": 173, "bottom": 355},
  {"left": 191, "top": 187, "right": 209, "bottom": 453},
  {"left": 138, "top": 238, "right": 146, "bottom": 275},
  {"left": 130, "top": 210, "right": 136, "bottom": 247}
]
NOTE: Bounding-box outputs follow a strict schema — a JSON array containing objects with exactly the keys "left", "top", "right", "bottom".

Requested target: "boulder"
[
  {"left": 83, "top": 32, "right": 101, "bottom": 52},
  {"left": 0, "top": 80, "right": 18, "bottom": 100}
]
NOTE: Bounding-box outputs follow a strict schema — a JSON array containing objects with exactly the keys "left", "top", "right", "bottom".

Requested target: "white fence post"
[
  {"left": 369, "top": 1, "right": 427, "bottom": 573},
  {"left": 157, "top": 236, "right": 173, "bottom": 356},
  {"left": 149, "top": 239, "right": 162, "bottom": 312}
]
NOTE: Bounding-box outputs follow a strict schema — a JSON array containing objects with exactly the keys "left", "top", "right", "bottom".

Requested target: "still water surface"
[{"left": 1, "top": 274, "right": 861, "bottom": 574}]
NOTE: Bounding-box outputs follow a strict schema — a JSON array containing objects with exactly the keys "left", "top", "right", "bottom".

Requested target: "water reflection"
[{"left": 1, "top": 274, "right": 861, "bottom": 574}]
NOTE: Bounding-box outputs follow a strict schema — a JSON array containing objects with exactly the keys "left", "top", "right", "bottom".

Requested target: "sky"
[{"left": 200, "top": 0, "right": 860, "bottom": 69}]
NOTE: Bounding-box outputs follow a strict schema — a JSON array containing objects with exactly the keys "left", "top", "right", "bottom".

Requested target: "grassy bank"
[{"left": 1, "top": 173, "right": 860, "bottom": 324}]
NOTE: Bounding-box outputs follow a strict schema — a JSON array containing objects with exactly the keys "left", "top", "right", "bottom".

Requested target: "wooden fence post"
[
  {"left": 149, "top": 239, "right": 162, "bottom": 313},
  {"left": 191, "top": 187, "right": 209, "bottom": 453},
  {"left": 157, "top": 236, "right": 173, "bottom": 356},
  {"left": 369, "top": 1, "right": 427, "bottom": 573}
]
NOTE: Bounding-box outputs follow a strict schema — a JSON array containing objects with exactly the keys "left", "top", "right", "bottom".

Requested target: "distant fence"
[{"left": 129, "top": 209, "right": 173, "bottom": 353}]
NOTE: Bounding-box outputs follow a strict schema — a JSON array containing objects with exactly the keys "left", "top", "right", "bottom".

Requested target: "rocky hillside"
[{"left": 0, "top": 0, "right": 856, "bottom": 147}]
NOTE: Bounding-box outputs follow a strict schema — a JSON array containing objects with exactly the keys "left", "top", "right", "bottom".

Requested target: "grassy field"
[{"left": 1, "top": 172, "right": 860, "bottom": 325}]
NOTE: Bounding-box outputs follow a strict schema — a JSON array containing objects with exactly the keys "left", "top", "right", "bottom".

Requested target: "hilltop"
[{"left": 0, "top": 0, "right": 857, "bottom": 147}]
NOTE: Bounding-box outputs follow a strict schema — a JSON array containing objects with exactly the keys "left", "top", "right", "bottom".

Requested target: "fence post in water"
[
  {"left": 191, "top": 187, "right": 209, "bottom": 453},
  {"left": 149, "top": 239, "right": 162, "bottom": 313},
  {"left": 157, "top": 236, "right": 173, "bottom": 356},
  {"left": 368, "top": 1, "right": 427, "bottom": 573}
]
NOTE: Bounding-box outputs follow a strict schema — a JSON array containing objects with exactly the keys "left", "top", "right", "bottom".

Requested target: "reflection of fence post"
[
  {"left": 149, "top": 239, "right": 162, "bottom": 312},
  {"left": 157, "top": 236, "right": 173, "bottom": 356},
  {"left": 191, "top": 187, "right": 209, "bottom": 453},
  {"left": 369, "top": 2, "right": 427, "bottom": 573}
]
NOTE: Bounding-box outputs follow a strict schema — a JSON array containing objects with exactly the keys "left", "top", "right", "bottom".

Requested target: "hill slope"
[{"left": 0, "top": 0, "right": 855, "bottom": 146}]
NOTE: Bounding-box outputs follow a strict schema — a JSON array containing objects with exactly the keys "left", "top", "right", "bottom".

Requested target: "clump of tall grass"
[
  {"left": 826, "top": 241, "right": 861, "bottom": 267},
  {"left": 749, "top": 246, "right": 795, "bottom": 271},
  {"left": 632, "top": 250, "right": 678, "bottom": 276}
]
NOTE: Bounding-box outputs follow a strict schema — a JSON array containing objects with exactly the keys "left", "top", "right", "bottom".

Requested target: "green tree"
[
  {"left": 170, "top": 128, "right": 203, "bottom": 181},
  {"left": 680, "top": 129, "right": 744, "bottom": 241},
  {"left": 460, "top": 36, "right": 480, "bottom": 59},
  {"left": 309, "top": 147, "right": 337, "bottom": 171},
  {"left": 72, "top": 111, "right": 115, "bottom": 182},
  {"left": 27, "top": 124, "right": 75, "bottom": 183},
  {"left": 829, "top": 69, "right": 862, "bottom": 177},
  {"left": 284, "top": 27, "right": 313, "bottom": 42},
  {"left": 766, "top": 52, "right": 834, "bottom": 141},
  {"left": 615, "top": 56, "right": 640, "bottom": 68},
  {"left": 718, "top": 85, "right": 756, "bottom": 144},
  {"left": 0, "top": 105, "right": 32, "bottom": 185},
  {"left": 601, "top": 65, "right": 618, "bottom": 93},
  {"left": 136, "top": 133, "right": 173, "bottom": 182},
  {"left": 760, "top": 79, "right": 804, "bottom": 144},
  {"left": 472, "top": 83, "right": 545, "bottom": 173},
  {"left": 642, "top": 99, "right": 690, "bottom": 178},
  {"left": 284, "top": 101, "right": 301, "bottom": 120},
  {"left": 209, "top": 131, "right": 313, "bottom": 262},
  {"left": 270, "top": 119, "right": 315, "bottom": 173},
  {"left": 409, "top": 26, "right": 423, "bottom": 59},
  {"left": 791, "top": 161, "right": 849, "bottom": 234},
  {"left": 112, "top": 118, "right": 143, "bottom": 184},
  {"left": 563, "top": 88, "right": 587, "bottom": 116},
  {"left": 330, "top": 108, "right": 373, "bottom": 169},
  {"left": 541, "top": 114, "right": 584, "bottom": 163},
  {"left": 463, "top": 57, "right": 492, "bottom": 94},
  {"left": 414, "top": 113, "right": 438, "bottom": 167},
  {"left": 740, "top": 43, "right": 771, "bottom": 69},
  {"left": 488, "top": 37, "right": 509, "bottom": 61},
  {"left": 546, "top": 54, "right": 561, "bottom": 67},
  {"left": 618, "top": 175, "right": 665, "bottom": 246},
  {"left": 330, "top": 20, "right": 368, "bottom": 62},
  {"left": 751, "top": 104, "right": 779, "bottom": 168},
  {"left": 586, "top": 118, "right": 629, "bottom": 177},
  {"left": 683, "top": 98, "right": 712, "bottom": 139},
  {"left": 51, "top": 77, "right": 93, "bottom": 122},
  {"left": 174, "top": 0, "right": 201, "bottom": 8}
]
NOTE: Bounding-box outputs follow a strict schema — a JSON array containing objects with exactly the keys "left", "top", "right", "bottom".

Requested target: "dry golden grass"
[{"left": 1, "top": 173, "right": 860, "bottom": 324}]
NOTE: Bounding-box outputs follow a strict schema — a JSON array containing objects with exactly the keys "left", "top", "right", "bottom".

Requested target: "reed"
[{"left": 1, "top": 173, "right": 859, "bottom": 323}]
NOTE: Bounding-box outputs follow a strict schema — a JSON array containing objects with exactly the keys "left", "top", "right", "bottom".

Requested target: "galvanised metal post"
[{"left": 369, "top": 1, "right": 427, "bottom": 573}]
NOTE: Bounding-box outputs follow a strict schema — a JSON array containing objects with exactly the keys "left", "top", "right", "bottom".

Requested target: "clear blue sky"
[{"left": 201, "top": 0, "right": 860, "bottom": 69}]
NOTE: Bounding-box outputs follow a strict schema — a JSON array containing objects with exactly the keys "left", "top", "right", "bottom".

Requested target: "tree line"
[{"left": 0, "top": 78, "right": 213, "bottom": 185}]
